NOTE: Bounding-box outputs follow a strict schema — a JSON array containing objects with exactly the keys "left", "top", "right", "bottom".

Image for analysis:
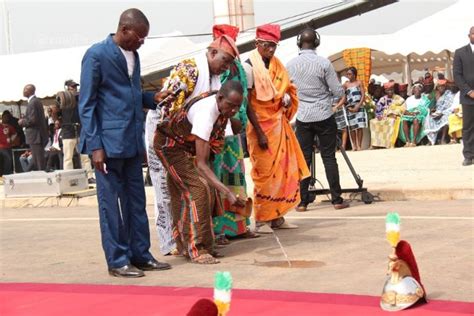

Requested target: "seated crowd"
[
  {"left": 334, "top": 71, "right": 464, "bottom": 150},
  {"left": 1, "top": 75, "right": 463, "bottom": 178}
]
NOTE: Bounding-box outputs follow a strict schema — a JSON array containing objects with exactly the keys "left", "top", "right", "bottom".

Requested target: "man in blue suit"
[{"left": 79, "top": 8, "right": 172, "bottom": 277}]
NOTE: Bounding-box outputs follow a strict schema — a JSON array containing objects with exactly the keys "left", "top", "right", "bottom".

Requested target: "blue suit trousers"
[{"left": 95, "top": 155, "right": 154, "bottom": 268}]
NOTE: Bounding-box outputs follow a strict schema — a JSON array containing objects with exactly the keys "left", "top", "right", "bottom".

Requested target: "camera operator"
[
  {"left": 59, "top": 79, "right": 95, "bottom": 183},
  {"left": 287, "top": 28, "right": 349, "bottom": 212}
]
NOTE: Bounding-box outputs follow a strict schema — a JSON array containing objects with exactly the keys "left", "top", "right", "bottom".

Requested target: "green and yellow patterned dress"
[{"left": 212, "top": 61, "right": 250, "bottom": 237}]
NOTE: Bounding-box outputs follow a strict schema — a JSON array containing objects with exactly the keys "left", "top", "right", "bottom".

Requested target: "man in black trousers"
[
  {"left": 287, "top": 28, "right": 349, "bottom": 211},
  {"left": 453, "top": 26, "right": 474, "bottom": 166},
  {"left": 19, "top": 84, "right": 48, "bottom": 171}
]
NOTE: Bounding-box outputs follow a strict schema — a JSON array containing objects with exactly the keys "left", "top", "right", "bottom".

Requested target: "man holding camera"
[{"left": 60, "top": 79, "right": 94, "bottom": 183}]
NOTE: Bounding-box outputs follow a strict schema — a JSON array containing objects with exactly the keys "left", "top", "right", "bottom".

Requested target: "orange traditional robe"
[{"left": 246, "top": 50, "right": 310, "bottom": 222}]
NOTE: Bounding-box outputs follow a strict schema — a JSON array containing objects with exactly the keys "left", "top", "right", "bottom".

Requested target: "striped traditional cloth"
[
  {"left": 370, "top": 117, "right": 400, "bottom": 148},
  {"left": 342, "top": 48, "right": 371, "bottom": 92},
  {"left": 154, "top": 92, "right": 227, "bottom": 259},
  {"left": 335, "top": 107, "right": 368, "bottom": 130}
]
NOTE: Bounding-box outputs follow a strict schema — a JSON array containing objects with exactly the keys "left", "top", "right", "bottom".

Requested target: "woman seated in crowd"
[
  {"left": 334, "top": 67, "right": 367, "bottom": 151},
  {"left": 448, "top": 89, "right": 462, "bottom": 144},
  {"left": 369, "top": 81, "right": 405, "bottom": 149},
  {"left": 422, "top": 73, "right": 436, "bottom": 110},
  {"left": 424, "top": 79, "right": 454, "bottom": 145},
  {"left": 19, "top": 150, "right": 34, "bottom": 172},
  {"left": 399, "top": 82, "right": 430, "bottom": 147},
  {"left": 45, "top": 119, "right": 63, "bottom": 171},
  {"left": 396, "top": 83, "right": 409, "bottom": 100}
]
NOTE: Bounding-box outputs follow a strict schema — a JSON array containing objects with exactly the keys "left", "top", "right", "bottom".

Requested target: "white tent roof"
[
  {"left": 0, "top": 32, "right": 198, "bottom": 103},
  {"left": 275, "top": 0, "right": 472, "bottom": 77},
  {"left": 2, "top": 0, "right": 471, "bottom": 102}
]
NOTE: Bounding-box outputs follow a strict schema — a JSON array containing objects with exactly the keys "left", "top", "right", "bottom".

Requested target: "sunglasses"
[{"left": 258, "top": 41, "right": 278, "bottom": 49}]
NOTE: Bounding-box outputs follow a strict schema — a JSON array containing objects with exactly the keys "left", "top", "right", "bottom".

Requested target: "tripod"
[{"left": 307, "top": 137, "right": 374, "bottom": 204}]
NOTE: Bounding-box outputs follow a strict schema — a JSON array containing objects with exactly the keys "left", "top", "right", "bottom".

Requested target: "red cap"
[
  {"left": 383, "top": 81, "right": 395, "bottom": 90},
  {"left": 208, "top": 34, "right": 239, "bottom": 58},
  {"left": 187, "top": 299, "right": 218, "bottom": 316},
  {"left": 256, "top": 24, "right": 281, "bottom": 43},
  {"left": 398, "top": 83, "right": 408, "bottom": 92},
  {"left": 212, "top": 24, "right": 239, "bottom": 41}
]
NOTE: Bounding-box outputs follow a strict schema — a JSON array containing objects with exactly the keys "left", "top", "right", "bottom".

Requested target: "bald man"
[
  {"left": 79, "top": 8, "right": 172, "bottom": 277},
  {"left": 19, "top": 84, "right": 48, "bottom": 171},
  {"left": 287, "top": 28, "right": 348, "bottom": 211}
]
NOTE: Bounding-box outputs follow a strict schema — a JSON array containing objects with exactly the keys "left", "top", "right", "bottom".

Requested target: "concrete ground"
[
  {"left": 1, "top": 199, "right": 473, "bottom": 302},
  {"left": 1, "top": 143, "right": 472, "bottom": 209},
  {"left": 245, "top": 142, "right": 473, "bottom": 201}
]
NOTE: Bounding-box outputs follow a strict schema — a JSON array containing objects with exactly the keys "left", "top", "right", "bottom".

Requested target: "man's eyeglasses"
[
  {"left": 130, "top": 30, "right": 147, "bottom": 43},
  {"left": 258, "top": 41, "right": 278, "bottom": 50}
]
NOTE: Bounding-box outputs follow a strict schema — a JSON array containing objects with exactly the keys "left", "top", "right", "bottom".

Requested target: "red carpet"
[{"left": 1, "top": 283, "right": 472, "bottom": 315}]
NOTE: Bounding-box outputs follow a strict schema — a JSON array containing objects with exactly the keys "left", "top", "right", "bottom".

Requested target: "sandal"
[
  {"left": 255, "top": 224, "right": 273, "bottom": 234},
  {"left": 164, "top": 248, "right": 181, "bottom": 256},
  {"left": 211, "top": 251, "right": 225, "bottom": 258},
  {"left": 192, "top": 253, "right": 220, "bottom": 264},
  {"left": 270, "top": 217, "right": 285, "bottom": 228},
  {"left": 271, "top": 217, "right": 298, "bottom": 229},
  {"left": 242, "top": 229, "right": 260, "bottom": 239},
  {"left": 215, "top": 235, "right": 230, "bottom": 246},
  {"left": 296, "top": 205, "right": 307, "bottom": 212}
]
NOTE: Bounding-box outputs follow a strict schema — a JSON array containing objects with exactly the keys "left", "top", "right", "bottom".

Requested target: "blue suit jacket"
[{"left": 78, "top": 34, "right": 156, "bottom": 158}]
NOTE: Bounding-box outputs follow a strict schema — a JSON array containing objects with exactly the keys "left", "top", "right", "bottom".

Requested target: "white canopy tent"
[
  {"left": 0, "top": 32, "right": 198, "bottom": 103},
  {"left": 275, "top": 0, "right": 472, "bottom": 82},
  {"left": 1, "top": 0, "right": 471, "bottom": 103}
]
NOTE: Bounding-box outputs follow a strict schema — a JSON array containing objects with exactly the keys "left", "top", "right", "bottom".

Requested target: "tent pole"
[
  {"left": 402, "top": 54, "right": 411, "bottom": 84},
  {"left": 402, "top": 60, "right": 406, "bottom": 83},
  {"left": 406, "top": 53, "right": 412, "bottom": 90},
  {"left": 445, "top": 50, "right": 453, "bottom": 80}
]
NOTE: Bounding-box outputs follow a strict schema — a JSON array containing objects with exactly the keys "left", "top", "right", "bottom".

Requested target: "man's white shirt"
[{"left": 187, "top": 95, "right": 233, "bottom": 141}]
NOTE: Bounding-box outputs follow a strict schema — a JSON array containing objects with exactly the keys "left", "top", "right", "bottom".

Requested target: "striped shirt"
[{"left": 287, "top": 50, "right": 344, "bottom": 122}]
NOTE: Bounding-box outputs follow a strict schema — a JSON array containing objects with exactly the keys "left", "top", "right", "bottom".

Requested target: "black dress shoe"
[
  {"left": 133, "top": 259, "right": 171, "bottom": 271},
  {"left": 462, "top": 158, "right": 473, "bottom": 166},
  {"left": 108, "top": 264, "right": 145, "bottom": 278},
  {"left": 334, "top": 202, "right": 350, "bottom": 210}
]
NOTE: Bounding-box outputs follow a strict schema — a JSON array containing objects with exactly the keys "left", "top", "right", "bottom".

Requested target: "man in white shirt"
[
  {"left": 154, "top": 80, "right": 245, "bottom": 265},
  {"left": 19, "top": 84, "right": 48, "bottom": 171},
  {"left": 453, "top": 26, "right": 474, "bottom": 166}
]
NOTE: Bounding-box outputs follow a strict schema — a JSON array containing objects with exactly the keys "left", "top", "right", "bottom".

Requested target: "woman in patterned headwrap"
[
  {"left": 424, "top": 79, "right": 454, "bottom": 145},
  {"left": 448, "top": 90, "right": 463, "bottom": 144},
  {"left": 399, "top": 82, "right": 430, "bottom": 146},
  {"left": 422, "top": 73, "right": 436, "bottom": 110}
]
